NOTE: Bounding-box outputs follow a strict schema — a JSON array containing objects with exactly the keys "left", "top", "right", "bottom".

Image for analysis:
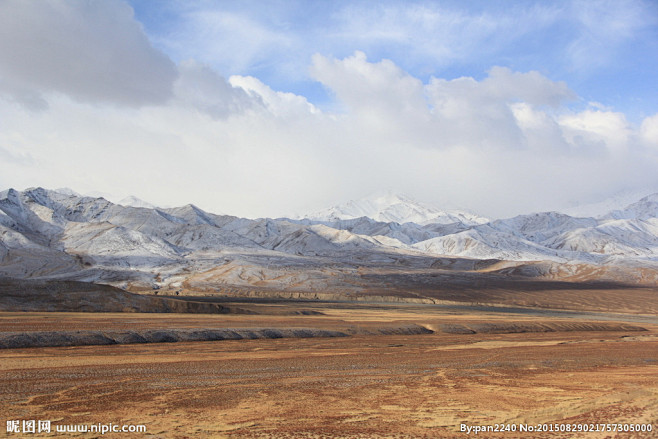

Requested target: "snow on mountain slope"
[
  {"left": 0, "top": 188, "right": 405, "bottom": 266},
  {"left": 62, "top": 222, "right": 183, "bottom": 263},
  {"left": 287, "top": 216, "right": 447, "bottom": 245},
  {"left": 303, "top": 192, "right": 488, "bottom": 226},
  {"left": 0, "top": 188, "right": 67, "bottom": 245},
  {"left": 0, "top": 223, "right": 50, "bottom": 251},
  {"left": 0, "top": 211, "right": 15, "bottom": 231},
  {"left": 0, "top": 188, "right": 35, "bottom": 226},
  {"left": 310, "top": 224, "right": 384, "bottom": 249},
  {"left": 547, "top": 218, "right": 658, "bottom": 257},
  {"left": 603, "top": 193, "right": 658, "bottom": 221},
  {"left": 220, "top": 218, "right": 383, "bottom": 256},
  {"left": 167, "top": 224, "right": 262, "bottom": 251},
  {"left": 161, "top": 204, "right": 221, "bottom": 226},
  {"left": 490, "top": 212, "right": 598, "bottom": 244},
  {"left": 412, "top": 225, "right": 571, "bottom": 262},
  {"left": 0, "top": 222, "right": 79, "bottom": 277},
  {"left": 562, "top": 189, "right": 658, "bottom": 218},
  {"left": 53, "top": 187, "right": 82, "bottom": 197},
  {"left": 15, "top": 187, "right": 116, "bottom": 224},
  {"left": 412, "top": 208, "right": 658, "bottom": 262},
  {"left": 1, "top": 186, "right": 658, "bottom": 286},
  {"left": 118, "top": 195, "right": 157, "bottom": 209}
]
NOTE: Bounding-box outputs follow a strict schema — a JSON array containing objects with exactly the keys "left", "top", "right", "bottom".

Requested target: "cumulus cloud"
[
  {"left": 229, "top": 76, "right": 318, "bottom": 118},
  {"left": 308, "top": 52, "right": 577, "bottom": 153},
  {"left": 559, "top": 110, "right": 634, "bottom": 155},
  {"left": 0, "top": 0, "right": 177, "bottom": 109},
  {"left": 311, "top": 51, "right": 425, "bottom": 111}
]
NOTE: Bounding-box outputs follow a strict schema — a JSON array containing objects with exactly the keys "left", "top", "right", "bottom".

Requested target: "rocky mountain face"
[{"left": 1, "top": 187, "right": 657, "bottom": 292}]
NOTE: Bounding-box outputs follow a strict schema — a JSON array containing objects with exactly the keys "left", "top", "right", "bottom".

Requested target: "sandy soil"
[{"left": 1, "top": 304, "right": 657, "bottom": 438}]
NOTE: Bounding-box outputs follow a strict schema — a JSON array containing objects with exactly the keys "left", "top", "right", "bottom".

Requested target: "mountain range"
[
  {"left": 1, "top": 187, "right": 657, "bottom": 294},
  {"left": 301, "top": 191, "right": 489, "bottom": 226}
]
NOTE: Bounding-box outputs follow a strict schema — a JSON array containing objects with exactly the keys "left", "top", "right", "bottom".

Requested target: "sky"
[{"left": 1, "top": 0, "right": 657, "bottom": 219}]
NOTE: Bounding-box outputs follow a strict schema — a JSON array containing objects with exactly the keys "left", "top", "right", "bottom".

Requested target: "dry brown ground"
[
  {"left": 180, "top": 274, "right": 658, "bottom": 315},
  {"left": 1, "top": 305, "right": 657, "bottom": 439}
]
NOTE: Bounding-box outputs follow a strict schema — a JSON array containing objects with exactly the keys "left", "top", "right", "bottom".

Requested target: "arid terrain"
[
  {"left": 3, "top": 0, "right": 658, "bottom": 436},
  {"left": 1, "top": 295, "right": 657, "bottom": 438}
]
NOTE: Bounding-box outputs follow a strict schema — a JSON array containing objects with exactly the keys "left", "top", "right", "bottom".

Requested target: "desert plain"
[{"left": 1, "top": 289, "right": 657, "bottom": 439}]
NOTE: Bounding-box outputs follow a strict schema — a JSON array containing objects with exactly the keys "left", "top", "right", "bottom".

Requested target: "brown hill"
[{"left": 0, "top": 278, "right": 227, "bottom": 314}]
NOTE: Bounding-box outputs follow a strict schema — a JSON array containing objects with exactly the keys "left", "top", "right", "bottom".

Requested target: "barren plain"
[{"left": 2, "top": 295, "right": 657, "bottom": 439}]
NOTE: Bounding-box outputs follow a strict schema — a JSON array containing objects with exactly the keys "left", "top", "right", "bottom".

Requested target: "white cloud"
[
  {"left": 559, "top": 109, "right": 634, "bottom": 154},
  {"left": 640, "top": 114, "right": 658, "bottom": 148},
  {"left": 510, "top": 102, "right": 569, "bottom": 153},
  {"left": 0, "top": 5, "right": 656, "bottom": 221},
  {"left": 174, "top": 61, "right": 260, "bottom": 119},
  {"left": 0, "top": 0, "right": 177, "bottom": 108},
  {"left": 309, "top": 51, "right": 429, "bottom": 148},
  {"left": 229, "top": 76, "right": 318, "bottom": 117},
  {"left": 310, "top": 51, "right": 425, "bottom": 114}
]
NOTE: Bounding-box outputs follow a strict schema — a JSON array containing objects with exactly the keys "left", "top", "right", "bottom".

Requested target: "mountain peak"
[
  {"left": 303, "top": 191, "right": 488, "bottom": 226},
  {"left": 0, "top": 188, "right": 19, "bottom": 201},
  {"left": 118, "top": 195, "right": 156, "bottom": 209},
  {"left": 603, "top": 192, "right": 658, "bottom": 220},
  {"left": 54, "top": 187, "right": 81, "bottom": 197},
  {"left": 640, "top": 193, "right": 658, "bottom": 203}
]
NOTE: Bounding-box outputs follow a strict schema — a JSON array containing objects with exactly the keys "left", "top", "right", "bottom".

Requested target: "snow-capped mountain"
[
  {"left": 118, "top": 195, "right": 157, "bottom": 209},
  {"left": 54, "top": 187, "right": 82, "bottom": 197},
  {"left": 1, "top": 187, "right": 657, "bottom": 291},
  {"left": 412, "top": 225, "right": 568, "bottom": 262},
  {"left": 562, "top": 189, "right": 658, "bottom": 218},
  {"left": 302, "top": 192, "right": 489, "bottom": 226},
  {"left": 411, "top": 207, "right": 658, "bottom": 262},
  {"left": 603, "top": 193, "right": 658, "bottom": 221}
]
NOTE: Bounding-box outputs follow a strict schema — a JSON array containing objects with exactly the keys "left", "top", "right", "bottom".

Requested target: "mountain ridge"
[
  {"left": 1, "top": 187, "right": 657, "bottom": 292},
  {"left": 301, "top": 191, "right": 489, "bottom": 226}
]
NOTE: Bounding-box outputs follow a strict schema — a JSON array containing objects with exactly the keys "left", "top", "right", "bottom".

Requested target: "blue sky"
[
  {"left": 1, "top": 0, "right": 657, "bottom": 218},
  {"left": 130, "top": 0, "right": 658, "bottom": 121}
]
